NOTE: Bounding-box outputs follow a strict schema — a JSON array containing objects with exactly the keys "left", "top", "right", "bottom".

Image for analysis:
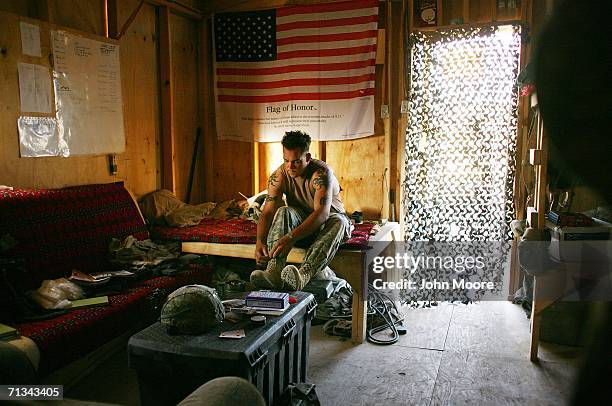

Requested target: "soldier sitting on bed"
[{"left": 251, "top": 130, "right": 353, "bottom": 291}]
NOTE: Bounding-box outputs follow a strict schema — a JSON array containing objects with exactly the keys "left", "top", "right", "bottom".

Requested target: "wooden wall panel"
[
  {"left": 213, "top": 140, "right": 254, "bottom": 201},
  {"left": 0, "top": 0, "right": 40, "bottom": 18},
  {"left": 257, "top": 140, "right": 326, "bottom": 193},
  {"left": 0, "top": 5, "right": 162, "bottom": 198},
  {"left": 496, "top": 0, "right": 522, "bottom": 21},
  {"left": 47, "top": 0, "right": 104, "bottom": 35},
  {"left": 0, "top": 11, "right": 115, "bottom": 190},
  {"left": 326, "top": 136, "right": 386, "bottom": 219},
  {"left": 258, "top": 142, "right": 282, "bottom": 193},
  {"left": 116, "top": 0, "right": 161, "bottom": 198},
  {"left": 469, "top": 0, "right": 493, "bottom": 22},
  {"left": 255, "top": 135, "right": 384, "bottom": 217},
  {"left": 170, "top": 13, "right": 202, "bottom": 202},
  {"left": 442, "top": 0, "right": 466, "bottom": 24},
  {"left": 198, "top": 11, "right": 248, "bottom": 204},
  {"left": 199, "top": 18, "right": 215, "bottom": 201}
]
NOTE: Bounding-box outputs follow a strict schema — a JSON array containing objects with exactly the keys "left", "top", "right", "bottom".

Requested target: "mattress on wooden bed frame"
[{"left": 151, "top": 217, "right": 375, "bottom": 249}]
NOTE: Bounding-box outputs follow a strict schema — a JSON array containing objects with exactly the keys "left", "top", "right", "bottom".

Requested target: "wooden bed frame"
[{"left": 182, "top": 222, "right": 401, "bottom": 344}]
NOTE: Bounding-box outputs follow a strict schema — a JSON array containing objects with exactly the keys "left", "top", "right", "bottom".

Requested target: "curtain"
[{"left": 400, "top": 25, "right": 521, "bottom": 303}]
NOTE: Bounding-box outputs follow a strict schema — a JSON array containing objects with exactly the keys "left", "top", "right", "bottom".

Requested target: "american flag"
[{"left": 213, "top": 0, "right": 379, "bottom": 104}]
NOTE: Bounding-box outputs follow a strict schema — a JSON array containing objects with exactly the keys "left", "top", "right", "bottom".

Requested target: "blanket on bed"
[{"left": 152, "top": 218, "right": 375, "bottom": 249}]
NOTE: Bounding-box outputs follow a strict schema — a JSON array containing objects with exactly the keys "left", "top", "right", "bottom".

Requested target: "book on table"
[{"left": 245, "top": 291, "right": 289, "bottom": 309}]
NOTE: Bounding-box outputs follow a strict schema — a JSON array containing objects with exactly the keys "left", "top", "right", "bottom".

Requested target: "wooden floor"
[{"left": 65, "top": 301, "right": 581, "bottom": 406}]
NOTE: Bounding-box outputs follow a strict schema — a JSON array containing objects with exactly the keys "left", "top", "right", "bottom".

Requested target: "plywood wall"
[
  {"left": 0, "top": 1, "right": 204, "bottom": 201},
  {"left": 116, "top": 0, "right": 161, "bottom": 198},
  {"left": 46, "top": 0, "right": 104, "bottom": 35},
  {"left": 198, "top": 6, "right": 256, "bottom": 203},
  {"left": 0, "top": 9, "right": 123, "bottom": 192},
  {"left": 170, "top": 13, "right": 203, "bottom": 203}
]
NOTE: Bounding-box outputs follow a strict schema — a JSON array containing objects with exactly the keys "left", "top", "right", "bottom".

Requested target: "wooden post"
[
  {"left": 408, "top": 0, "right": 415, "bottom": 33},
  {"left": 106, "top": 0, "right": 118, "bottom": 38},
  {"left": 396, "top": 0, "right": 408, "bottom": 235},
  {"left": 534, "top": 111, "right": 547, "bottom": 230},
  {"left": 529, "top": 278, "right": 542, "bottom": 361},
  {"left": 436, "top": 0, "right": 444, "bottom": 25},
  {"left": 159, "top": 6, "right": 176, "bottom": 193},
  {"left": 102, "top": 0, "right": 109, "bottom": 37},
  {"left": 508, "top": 0, "right": 533, "bottom": 299},
  {"left": 529, "top": 106, "right": 548, "bottom": 362},
  {"left": 491, "top": 0, "right": 498, "bottom": 21},
  {"left": 382, "top": 0, "right": 393, "bottom": 220},
  {"left": 463, "top": 0, "right": 470, "bottom": 23},
  {"left": 318, "top": 141, "right": 326, "bottom": 162},
  {"left": 253, "top": 142, "right": 260, "bottom": 195},
  {"left": 199, "top": 18, "right": 215, "bottom": 201}
]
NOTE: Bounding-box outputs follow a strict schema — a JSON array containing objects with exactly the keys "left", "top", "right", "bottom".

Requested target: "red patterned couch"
[{"left": 0, "top": 182, "right": 211, "bottom": 377}]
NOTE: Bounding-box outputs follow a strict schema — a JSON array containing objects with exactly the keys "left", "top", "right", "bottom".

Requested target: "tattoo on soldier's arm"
[
  {"left": 320, "top": 195, "right": 329, "bottom": 206},
  {"left": 313, "top": 170, "right": 329, "bottom": 190},
  {"left": 265, "top": 195, "right": 279, "bottom": 202},
  {"left": 268, "top": 172, "right": 278, "bottom": 187}
]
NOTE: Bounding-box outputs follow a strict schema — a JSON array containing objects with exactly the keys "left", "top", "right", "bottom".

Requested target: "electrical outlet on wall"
[
  {"left": 380, "top": 104, "right": 389, "bottom": 118},
  {"left": 401, "top": 100, "right": 409, "bottom": 114}
]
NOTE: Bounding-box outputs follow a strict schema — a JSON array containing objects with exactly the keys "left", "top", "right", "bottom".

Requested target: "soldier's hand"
[
  {"left": 270, "top": 234, "right": 295, "bottom": 258},
  {"left": 255, "top": 241, "right": 269, "bottom": 265}
]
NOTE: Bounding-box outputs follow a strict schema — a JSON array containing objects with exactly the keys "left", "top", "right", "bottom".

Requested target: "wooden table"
[{"left": 182, "top": 222, "right": 401, "bottom": 344}]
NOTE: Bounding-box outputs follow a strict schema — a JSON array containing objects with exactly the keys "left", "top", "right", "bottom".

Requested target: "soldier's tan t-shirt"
[{"left": 276, "top": 159, "right": 345, "bottom": 214}]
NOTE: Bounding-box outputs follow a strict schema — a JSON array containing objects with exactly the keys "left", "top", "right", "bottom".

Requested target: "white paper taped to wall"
[
  {"left": 17, "top": 63, "right": 52, "bottom": 113},
  {"left": 17, "top": 116, "right": 68, "bottom": 157},
  {"left": 51, "top": 30, "right": 125, "bottom": 155},
  {"left": 20, "top": 21, "right": 41, "bottom": 57}
]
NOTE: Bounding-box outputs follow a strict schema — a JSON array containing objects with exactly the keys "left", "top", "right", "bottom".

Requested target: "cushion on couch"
[{"left": 0, "top": 182, "right": 149, "bottom": 290}]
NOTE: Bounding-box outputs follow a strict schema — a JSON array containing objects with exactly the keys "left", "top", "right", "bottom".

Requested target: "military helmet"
[{"left": 161, "top": 285, "right": 225, "bottom": 334}]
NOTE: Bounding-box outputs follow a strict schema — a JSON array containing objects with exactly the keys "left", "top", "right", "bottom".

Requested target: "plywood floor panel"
[
  {"left": 443, "top": 301, "right": 583, "bottom": 363},
  {"left": 310, "top": 327, "right": 442, "bottom": 406},
  {"left": 444, "top": 301, "right": 530, "bottom": 358},
  {"left": 393, "top": 303, "right": 455, "bottom": 351},
  {"left": 430, "top": 350, "right": 576, "bottom": 406}
]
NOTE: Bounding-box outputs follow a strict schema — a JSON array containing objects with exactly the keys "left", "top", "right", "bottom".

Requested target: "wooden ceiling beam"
[{"left": 145, "top": 0, "right": 201, "bottom": 19}]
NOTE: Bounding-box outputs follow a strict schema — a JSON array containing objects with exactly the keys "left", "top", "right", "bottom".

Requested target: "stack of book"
[
  {"left": 547, "top": 211, "right": 593, "bottom": 227},
  {"left": 246, "top": 291, "right": 289, "bottom": 311},
  {"left": 0, "top": 323, "right": 19, "bottom": 341}
]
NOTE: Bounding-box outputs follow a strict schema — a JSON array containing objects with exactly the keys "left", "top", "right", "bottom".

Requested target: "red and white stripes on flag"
[{"left": 213, "top": 0, "right": 379, "bottom": 142}]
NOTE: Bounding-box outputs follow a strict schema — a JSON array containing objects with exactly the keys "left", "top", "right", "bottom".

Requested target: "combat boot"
[
  {"left": 281, "top": 264, "right": 314, "bottom": 291},
  {"left": 250, "top": 258, "right": 282, "bottom": 289}
]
